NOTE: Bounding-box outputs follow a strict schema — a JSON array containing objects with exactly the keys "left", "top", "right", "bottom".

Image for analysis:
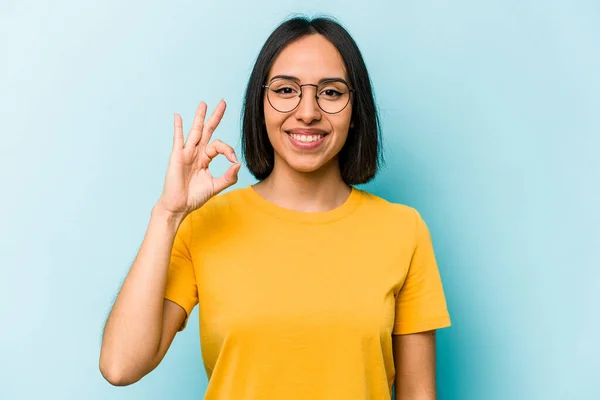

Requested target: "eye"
[
  {"left": 275, "top": 87, "right": 297, "bottom": 94},
  {"left": 320, "top": 89, "right": 343, "bottom": 98}
]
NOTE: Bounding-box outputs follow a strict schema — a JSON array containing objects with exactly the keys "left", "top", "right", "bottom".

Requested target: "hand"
[{"left": 156, "top": 100, "right": 241, "bottom": 218}]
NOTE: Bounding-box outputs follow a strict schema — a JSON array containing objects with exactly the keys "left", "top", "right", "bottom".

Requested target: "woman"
[{"left": 100, "top": 16, "right": 451, "bottom": 399}]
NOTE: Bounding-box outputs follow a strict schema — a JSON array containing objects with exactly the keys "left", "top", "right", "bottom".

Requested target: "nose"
[{"left": 294, "top": 85, "right": 321, "bottom": 124}]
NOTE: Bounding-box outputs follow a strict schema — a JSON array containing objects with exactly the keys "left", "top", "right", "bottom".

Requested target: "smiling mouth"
[{"left": 287, "top": 133, "right": 328, "bottom": 143}]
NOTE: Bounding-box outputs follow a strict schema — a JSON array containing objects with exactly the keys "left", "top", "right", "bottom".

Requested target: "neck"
[{"left": 253, "top": 157, "right": 352, "bottom": 213}]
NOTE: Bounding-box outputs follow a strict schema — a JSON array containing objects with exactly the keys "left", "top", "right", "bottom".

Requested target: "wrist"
[{"left": 151, "top": 204, "right": 187, "bottom": 228}]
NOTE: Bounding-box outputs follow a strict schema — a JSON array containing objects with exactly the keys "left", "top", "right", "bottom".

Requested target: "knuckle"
[{"left": 201, "top": 148, "right": 212, "bottom": 162}]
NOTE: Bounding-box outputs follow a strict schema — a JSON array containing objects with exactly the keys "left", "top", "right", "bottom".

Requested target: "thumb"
[{"left": 213, "top": 163, "right": 241, "bottom": 195}]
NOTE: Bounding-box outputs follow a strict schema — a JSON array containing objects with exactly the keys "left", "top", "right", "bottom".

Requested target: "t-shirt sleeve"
[
  {"left": 164, "top": 213, "right": 198, "bottom": 331},
  {"left": 393, "top": 211, "right": 451, "bottom": 335}
]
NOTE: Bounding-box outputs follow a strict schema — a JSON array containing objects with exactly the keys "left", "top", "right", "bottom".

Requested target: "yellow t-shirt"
[{"left": 165, "top": 185, "right": 451, "bottom": 399}]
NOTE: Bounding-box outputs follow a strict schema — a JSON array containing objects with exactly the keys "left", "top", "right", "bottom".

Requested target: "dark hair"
[{"left": 241, "top": 16, "right": 383, "bottom": 185}]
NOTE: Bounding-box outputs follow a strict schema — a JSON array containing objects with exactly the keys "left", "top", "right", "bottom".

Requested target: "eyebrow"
[{"left": 269, "top": 75, "right": 349, "bottom": 86}]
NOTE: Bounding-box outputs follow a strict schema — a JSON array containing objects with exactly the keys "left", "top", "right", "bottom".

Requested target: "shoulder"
[
  {"left": 352, "top": 189, "right": 437, "bottom": 256},
  {"left": 186, "top": 186, "right": 249, "bottom": 226},
  {"left": 202, "top": 186, "right": 248, "bottom": 211},
  {"left": 357, "top": 189, "right": 423, "bottom": 221},
  {"left": 360, "top": 190, "right": 428, "bottom": 241}
]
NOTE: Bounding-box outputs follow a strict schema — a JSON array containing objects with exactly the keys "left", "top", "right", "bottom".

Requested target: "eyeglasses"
[{"left": 262, "top": 78, "right": 354, "bottom": 114}]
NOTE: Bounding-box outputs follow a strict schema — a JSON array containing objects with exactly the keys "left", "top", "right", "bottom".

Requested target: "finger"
[
  {"left": 199, "top": 99, "right": 226, "bottom": 147},
  {"left": 173, "top": 113, "right": 184, "bottom": 150},
  {"left": 185, "top": 102, "right": 207, "bottom": 148},
  {"left": 185, "top": 102, "right": 207, "bottom": 149},
  {"left": 213, "top": 162, "right": 241, "bottom": 194},
  {"left": 203, "top": 139, "right": 238, "bottom": 164}
]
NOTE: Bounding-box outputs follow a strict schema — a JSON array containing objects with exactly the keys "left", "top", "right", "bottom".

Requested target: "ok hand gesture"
[{"left": 157, "top": 100, "right": 241, "bottom": 218}]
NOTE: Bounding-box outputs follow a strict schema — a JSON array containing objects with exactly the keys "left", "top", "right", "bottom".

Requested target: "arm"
[
  {"left": 99, "top": 100, "right": 238, "bottom": 386},
  {"left": 393, "top": 330, "right": 437, "bottom": 400},
  {"left": 99, "top": 206, "right": 187, "bottom": 386}
]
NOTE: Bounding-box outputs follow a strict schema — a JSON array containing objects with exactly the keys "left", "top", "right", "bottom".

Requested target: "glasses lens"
[
  {"left": 267, "top": 79, "right": 301, "bottom": 112},
  {"left": 316, "top": 80, "right": 351, "bottom": 114}
]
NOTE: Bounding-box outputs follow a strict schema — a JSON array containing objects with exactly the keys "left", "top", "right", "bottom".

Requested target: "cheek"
[
  {"left": 333, "top": 108, "right": 353, "bottom": 137},
  {"left": 263, "top": 99, "right": 287, "bottom": 137}
]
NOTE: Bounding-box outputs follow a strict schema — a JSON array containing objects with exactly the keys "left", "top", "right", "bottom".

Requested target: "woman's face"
[{"left": 263, "top": 34, "right": 353, "bottom": 175}]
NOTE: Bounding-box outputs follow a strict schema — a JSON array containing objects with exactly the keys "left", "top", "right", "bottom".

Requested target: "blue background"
[{"left": 1, "top": 1, "right": 598, "bottom": 399}]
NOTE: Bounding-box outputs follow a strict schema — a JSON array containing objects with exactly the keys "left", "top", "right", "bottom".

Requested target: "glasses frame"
[{"left": 262, "top": 79, "right": 355, "bottom": 115}]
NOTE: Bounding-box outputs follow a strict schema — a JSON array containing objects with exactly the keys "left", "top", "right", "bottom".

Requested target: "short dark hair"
[{"left": 241, "top": 16, "right": 383, "bottom": 185}]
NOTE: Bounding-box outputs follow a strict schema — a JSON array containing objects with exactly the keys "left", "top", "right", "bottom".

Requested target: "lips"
[
  {"left": 285, "top": 128, "right": 329, "bottom": 149},
  {"left": 286, "top": 128, "right": 329, "bottom": 141},
  {"left": 288, "top": 132, "right": 325, "bottom": 143}
]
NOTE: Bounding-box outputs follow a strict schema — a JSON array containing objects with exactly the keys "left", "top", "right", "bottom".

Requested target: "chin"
[{"left": 284, "top": 155, "right": 337, "bottom": 174}]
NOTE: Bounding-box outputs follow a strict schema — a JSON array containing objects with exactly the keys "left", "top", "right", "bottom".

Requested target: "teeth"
[{"left": 290, "top": 134, "right": 324, "bottom": 143}]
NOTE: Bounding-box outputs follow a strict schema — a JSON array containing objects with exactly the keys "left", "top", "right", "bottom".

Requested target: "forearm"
[
  {"left": 394, "top": 331, "right": 437, "bottom": 400},
  {"left": 396, "top": 385, "right": 436, "bottom": 400},
  {"left": 100, "top": 205, "right": 185, "bottom": 383}
]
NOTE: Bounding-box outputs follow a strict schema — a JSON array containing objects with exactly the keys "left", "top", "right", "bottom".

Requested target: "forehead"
[{"left": 267, "top": 34, "right": 348, "bottom": 82}]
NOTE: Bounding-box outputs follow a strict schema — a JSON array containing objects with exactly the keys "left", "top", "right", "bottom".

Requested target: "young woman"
[{"left": 100, "top": 16, "right": 451, "bottom": 400}]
